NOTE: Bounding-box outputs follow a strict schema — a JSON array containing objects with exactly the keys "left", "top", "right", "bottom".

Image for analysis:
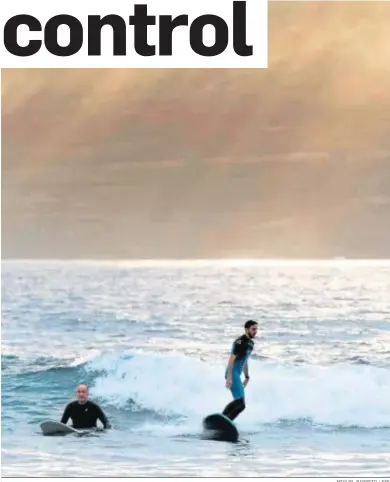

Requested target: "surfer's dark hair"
[{"left": 244, "top": 320, "right": 258, "bottom": 329}]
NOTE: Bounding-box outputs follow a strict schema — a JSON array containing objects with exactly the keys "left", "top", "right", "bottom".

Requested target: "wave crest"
[{"left": 84, "top": 352, "right": 390, "bottom": 429}]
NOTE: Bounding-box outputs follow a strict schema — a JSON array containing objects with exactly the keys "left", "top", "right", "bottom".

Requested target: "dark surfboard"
[
  {"left": 40, "top": 420, "right": 89, "bottom": 436},
  {"left": 202, "top": 413, "right": 239, "bottom": 442}
]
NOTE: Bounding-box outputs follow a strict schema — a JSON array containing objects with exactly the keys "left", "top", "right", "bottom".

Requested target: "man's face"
[
  {"left": 76, "top": 385, "right": 88, "bottom": 403},
  {"left": 246, "top": 324, "right": 258, "bottom": 338}
]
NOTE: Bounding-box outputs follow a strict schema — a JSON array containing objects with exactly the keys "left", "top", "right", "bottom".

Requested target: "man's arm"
[
  {"left": 243, "top": 360, "right": 249, "bottom": 379},
  {"left": 60, "top": 404, "right": 71, "bottom": 425},
  {"left": 243, "top": 360, "right": 250, "bottom": 386},
  {"left": 95, "top": 403, "right": 111, "bottom": 429},
  {"left": 226, "top": 354, "right": 236, "bottom": 386}
]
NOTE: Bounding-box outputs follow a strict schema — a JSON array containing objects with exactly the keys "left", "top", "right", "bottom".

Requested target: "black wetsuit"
[{"left": 60, "top": 400, "right": 111, "bottom": 429}]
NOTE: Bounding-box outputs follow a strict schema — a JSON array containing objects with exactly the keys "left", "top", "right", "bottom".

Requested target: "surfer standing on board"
[
  {"left": 60, "top": 384, "right": 111, "bottom": 430},
  {"left": 222, "top": 320, "right": 258, "bottom": 421}
]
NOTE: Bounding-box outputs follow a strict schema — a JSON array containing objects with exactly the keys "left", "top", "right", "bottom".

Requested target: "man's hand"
[
  {"left": 243, "top": 376, "right": 250, "bottom": 387},
  {"left": 225, "top": 378, "right": 232, "bottom": 389}
]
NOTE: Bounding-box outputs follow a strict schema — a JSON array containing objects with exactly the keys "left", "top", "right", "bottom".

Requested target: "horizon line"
[{"left": 2, "top": 258, "right": 390, "bottom": 267}]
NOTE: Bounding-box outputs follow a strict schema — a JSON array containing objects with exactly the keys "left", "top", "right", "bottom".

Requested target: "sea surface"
[{"left": 1, "top": 260, "right": 390, "bottom": 477}]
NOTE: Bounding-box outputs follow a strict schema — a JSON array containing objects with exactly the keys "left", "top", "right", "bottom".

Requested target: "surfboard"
[
  {"left": 202, "top": 413, "right": 239, "bottom": 442},
  {"left": 40, "top": 420, "right": 87, "bottom": 436}
]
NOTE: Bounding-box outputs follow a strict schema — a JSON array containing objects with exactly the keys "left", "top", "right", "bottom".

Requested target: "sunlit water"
[{"left": 2, "top": 260, "right": 390, "bottom": 476}]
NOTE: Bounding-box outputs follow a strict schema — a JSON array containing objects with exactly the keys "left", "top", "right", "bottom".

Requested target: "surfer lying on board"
[
  {"left": 222, "top": 320, "right": 258, "bottom": 421},
  {"left": 60, "top": 384, "right": 111, "bottom": 430}
]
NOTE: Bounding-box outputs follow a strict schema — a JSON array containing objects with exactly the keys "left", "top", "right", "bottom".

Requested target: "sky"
[{"left": 2, "top": 1, "right": 390, "bottom": 259}]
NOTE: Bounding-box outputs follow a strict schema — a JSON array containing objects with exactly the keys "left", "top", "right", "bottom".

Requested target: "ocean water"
[{"left": 1, "top": 260, "right": 390, "bottom": 477}]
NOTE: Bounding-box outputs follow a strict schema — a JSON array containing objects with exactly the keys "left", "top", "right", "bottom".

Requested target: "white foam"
[
  {"left": 86, "top": 353, "right": 230, "bottom": 416},
  {"left": 68, "top": 349, "right": 102, "bottom": 367},
  {"left": 85, "top": 353, "right": 390, "bottom": 429}
]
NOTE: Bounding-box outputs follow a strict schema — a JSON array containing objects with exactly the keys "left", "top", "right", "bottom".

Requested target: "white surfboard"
[{"left": 40, "top": 420, "right": 88, "bottom": 436}]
